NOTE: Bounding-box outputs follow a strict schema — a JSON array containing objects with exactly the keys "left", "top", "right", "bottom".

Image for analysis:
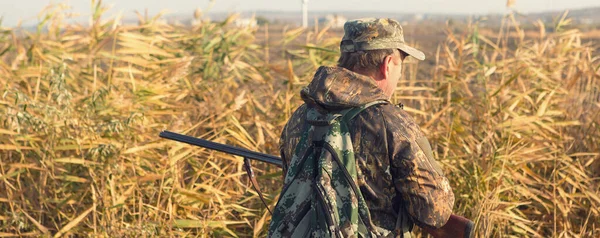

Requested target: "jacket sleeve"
[
  {"left": 278, "top": 104, "right": 309, "bottom": 180},
  {"left": 279, "top": 129, "right": 289, "bottom": 179},
  {"left": 386, "top": 112, "right": 455, "bottom": 229}
]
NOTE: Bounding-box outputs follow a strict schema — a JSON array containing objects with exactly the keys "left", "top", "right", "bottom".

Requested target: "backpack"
[{"left": 267, "top": 101, "right": 394, "bottom": 238}]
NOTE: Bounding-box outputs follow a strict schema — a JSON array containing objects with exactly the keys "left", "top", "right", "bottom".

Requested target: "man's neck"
[{"left": 351, "top": 68, "right": 391, "bottom": 99}]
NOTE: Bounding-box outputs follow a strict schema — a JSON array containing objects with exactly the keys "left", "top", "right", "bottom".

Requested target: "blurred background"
[
  {"left": 0, "top": 0, "right": 599, "bottom": 31},
  {"left": 2, "top": 0, "right": 600, "bottom": 27},
  {"left": 0, "top": 0, "right": 599, "bottom": 237}
]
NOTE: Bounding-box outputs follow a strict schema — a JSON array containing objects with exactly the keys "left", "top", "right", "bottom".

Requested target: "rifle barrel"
[{"left": 159, "top": 130, "right": 283, "bottom": 167}]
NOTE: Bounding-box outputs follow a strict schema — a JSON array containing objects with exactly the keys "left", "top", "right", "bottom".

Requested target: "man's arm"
[
  {"left": 386, "top": 112, "right": 455, "bottom": 229},
  {"left": 278, "top": 104, "right": 309, "bottom": 179},
  {"left": 279, "top": 133, "right": 289, "bottom": 178},
  {"left": 279, "top": 116, "right": 293, "bottom": 179}
]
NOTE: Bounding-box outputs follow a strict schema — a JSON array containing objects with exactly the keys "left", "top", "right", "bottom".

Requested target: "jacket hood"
[{"left": 300, "top": 66, "right": 389, "bottom": 110}]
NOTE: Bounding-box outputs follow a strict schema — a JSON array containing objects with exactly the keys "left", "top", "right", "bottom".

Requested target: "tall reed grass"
[
  {"left": 422, "top": 14, "right": 600, "bottom": 237},
  {"left": 0, "top": 2, "right": 598, "bottom": 237}
]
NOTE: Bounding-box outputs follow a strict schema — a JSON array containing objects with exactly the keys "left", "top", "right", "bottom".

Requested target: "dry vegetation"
[{"left": 0, "top": 1, "right": 599, "bottom": 237}]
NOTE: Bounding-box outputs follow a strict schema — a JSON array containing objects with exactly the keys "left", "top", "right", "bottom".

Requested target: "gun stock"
[
  {"left": 159, "top": 130, "right": 475, "bottom": 237},
  {"left": 421, "top": 214, "right": 474, "bottom": 238}
]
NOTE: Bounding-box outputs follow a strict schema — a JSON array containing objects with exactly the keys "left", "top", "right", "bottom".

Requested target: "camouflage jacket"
[{"left": 279, "top": 66, "right": 455, "bottom": 232}]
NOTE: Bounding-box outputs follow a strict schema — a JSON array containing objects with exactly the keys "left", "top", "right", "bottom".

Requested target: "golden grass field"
[{"left": 1, "top": 1, "right": 599, "bottom": 237}]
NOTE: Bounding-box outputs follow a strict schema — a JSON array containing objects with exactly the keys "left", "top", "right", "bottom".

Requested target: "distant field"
[{"left": 256, "top": 20, "right": 599, "bottom": 83}]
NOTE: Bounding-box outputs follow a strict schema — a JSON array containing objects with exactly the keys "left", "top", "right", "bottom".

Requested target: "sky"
[{"left": 1, "top": 0, "right": 599, "bottom": 27}]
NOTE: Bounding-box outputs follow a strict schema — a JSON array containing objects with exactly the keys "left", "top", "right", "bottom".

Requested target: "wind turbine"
[{"left": 302, "top": 0, "right": 309, "bottom": 27}]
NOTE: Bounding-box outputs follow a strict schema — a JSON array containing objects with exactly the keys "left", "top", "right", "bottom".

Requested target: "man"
[{"left": 272, "top": 18, "right": 454, "bottom": 237}]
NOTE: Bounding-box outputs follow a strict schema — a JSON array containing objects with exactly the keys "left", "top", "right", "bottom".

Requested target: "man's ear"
[{"left": 379, "top": 55, "right": 394, "bottom": 80}]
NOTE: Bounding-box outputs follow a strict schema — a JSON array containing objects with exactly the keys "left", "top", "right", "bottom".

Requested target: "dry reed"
[{"left": 0, "top": 1, "right": 598, "bottom": 237}]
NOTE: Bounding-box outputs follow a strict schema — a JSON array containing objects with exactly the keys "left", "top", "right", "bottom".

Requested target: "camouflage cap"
[{"left": 340, "top": 18, "right": 425, "bottom": 61}]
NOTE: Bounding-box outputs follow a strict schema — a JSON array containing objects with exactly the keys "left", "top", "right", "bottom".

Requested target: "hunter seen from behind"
[{"left": 0, "top": 0, "right": 599, "bottom": 237}]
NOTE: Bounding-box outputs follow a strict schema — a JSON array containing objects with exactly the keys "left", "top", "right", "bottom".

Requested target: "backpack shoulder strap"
[{"left": 341, "top": 100, "right": 388, "bottom": 122}]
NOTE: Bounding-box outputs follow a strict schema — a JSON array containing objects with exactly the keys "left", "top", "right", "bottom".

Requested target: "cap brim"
[{"left": 398, "top": 44, "right": 425, "bottom": 61}]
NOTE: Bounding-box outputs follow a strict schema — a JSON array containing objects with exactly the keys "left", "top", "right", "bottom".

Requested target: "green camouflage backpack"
[{"left": 267, "top": 101, "right": 390, "bottom": 238}]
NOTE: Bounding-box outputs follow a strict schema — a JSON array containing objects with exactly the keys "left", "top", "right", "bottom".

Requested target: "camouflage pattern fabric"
[
  {"left": 340, "top": 18, "right": 425, "bottom": 61},
  {"left": 274, "top": 66, "right": 455, "bottom": 236},
  {"left": 267, "top": 98, "right": 387, "bottom": 237}
]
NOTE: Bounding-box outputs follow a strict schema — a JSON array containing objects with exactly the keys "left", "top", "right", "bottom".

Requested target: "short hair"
[{"left": 337, "top": 49, "right": 407, "bottom": 74}]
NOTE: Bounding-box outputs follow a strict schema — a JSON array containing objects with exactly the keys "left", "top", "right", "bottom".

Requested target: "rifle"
[{"left": 159, "top": 130, "right": 474, "bottom": 238}]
